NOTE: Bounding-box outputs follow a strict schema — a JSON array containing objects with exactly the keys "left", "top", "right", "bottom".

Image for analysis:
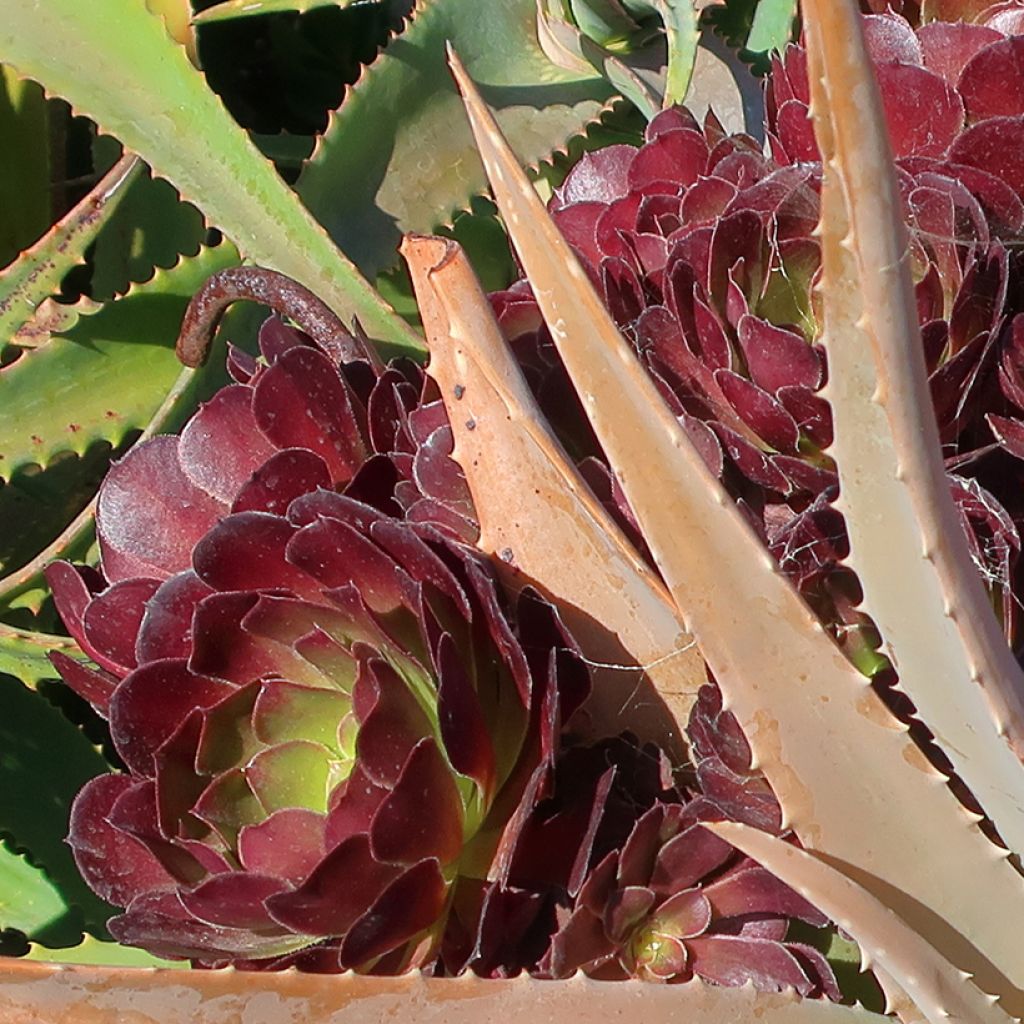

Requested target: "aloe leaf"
[
  {"left": 88, "top": 138, "right": 207, "bottom": 301},
  {"left": 448, "top": 49, "right": 1024, "bottom": 1010},
  {"left": 0, "top": 842, "right": 72, "bottom": 942},
  {"left": 649, "top": 0, "right": 700, "bottom": 105},
  {"left": 10, "top": 296, "right": 101, "bottom": 350},
  {"left": 25, "top": 935, "right": 184, "bottom": 968},
  {"left": 0, "top": 625, "right": 84, "bottom": 689},
  {"left": 0, "top": 672, "right": 112, "bottom": 933},
  {"left": 0, "top": 1, "right": 421, "bottom": 354},
  {"left": 146, "top": 0, "right": 199, "bottom": 62},
  {"left": 0, "top": 242, "right": 239, "bottom": 482},
  {"left": 0, "top": 68, "right": 50, "bottom": 267},
  {"left": 194, "top": 0, "right": 356, "bottom": 22},
  {"left": 746, "top": 0, "right": 798, "bottom": 55},
  {"left": 708, "top": 822, "right": 1017, "bottom": 1024},
  {"left": 0, "top": 155, "right": 142, "bottom": 344},
  {"left": 295, "top": 0, "right": 615, "bottom": 280},
  {"left": 0, "top": 960, "right": 892, "bottom": 1024},
  {"left": 403, "top": 233, "right": 703, "bottom": 759},
  {"left": 803, "top": 0, "right": 1024, "bottom": 861},
  {"left": 0, "top": 242, "right": 265, "bottom": 608}
]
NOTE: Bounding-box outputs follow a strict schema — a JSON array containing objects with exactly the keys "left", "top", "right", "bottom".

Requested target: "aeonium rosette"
[
  {"left": 492, "top": 14, "right": 1024, "bottom": 653},
  {"left": 45, "top": 273, "right": 588, "bottom": 971}
]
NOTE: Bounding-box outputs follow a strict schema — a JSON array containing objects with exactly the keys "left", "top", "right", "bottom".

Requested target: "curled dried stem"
[{"left": 175, "top": 266, "right": 381, "bottom": 370}]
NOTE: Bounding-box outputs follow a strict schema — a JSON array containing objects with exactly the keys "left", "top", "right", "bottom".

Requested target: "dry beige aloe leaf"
[
  {"left": 802, "top": 0, "right": 1024, "bottom": 861},
  {"left": 446, "top": 41, "right": 1024, "bottom": 1013},
  {"left": 0, "top": 958, "right": 888, "bottom": 1024},
  {"left": 707, "top": 822, "right": 1019, "bottom": 1024},
  {"left": 401, "top": 232, "right": 703, "bottom": 757}
]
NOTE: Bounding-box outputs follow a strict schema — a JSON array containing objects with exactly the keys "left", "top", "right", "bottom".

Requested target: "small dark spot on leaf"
[
  {"left": 453, "top": 384, "right": 465, "bottom": 400},
  {"left": 465, "top": 419, "right": 476, "bottom": 431}
]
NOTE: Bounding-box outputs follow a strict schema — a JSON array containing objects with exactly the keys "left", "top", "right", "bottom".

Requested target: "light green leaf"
[
  {"left": 0, "top": 624, "right": 83, "bottom": 689},
  {"left": 746, "top": 0, "right": 798, "bottom": 54},
  {"left": 0, "top": 68, "right": 50, "bottom": 268},
  {"left": 0, "top": 155, "right": 142, "bottom": 345},
  {"left": 0, "top": 0, "right": 421, "bottom": 354},
  {"left": 25, "top": 935, "right": 185, "bottom": 968},
  {"left": 0, "top": 672, "right": 112, "bottom": 933},
  {"left": 194, "top": 0, "right": 354, "bottom": 22},
  {"left": 0, "top": 242, "right": 240, "bottom": 481},
  {"left": 89, "top": 137, "right": 207, "bottom": 302},
  {"left": 0, "top": 842, "right": 70, "bottom": 941},
  {"left": 296, "top": 0, "right": 616, "bottom": 278},
  {"left": 0, "top": 501, "right": 94, "bottom": 615},
  {"left": 649, "top": 1, "right": 700, "bottom": 105}
]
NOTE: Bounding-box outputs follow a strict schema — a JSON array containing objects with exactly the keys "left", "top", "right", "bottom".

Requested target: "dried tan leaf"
[
  {"left": 0, "top": 958, "right": 891, "bottom": 1024},
  {"left": 446, "top": 44, "right": 1024, "bottom": 1012},
  {"left": 708, "top": 823, "right": 1019, "bottom": 1024},
  {"left": 402, "top": 233, "right": 703, "bottom": 756},
  {"left": 802, "top": 0, "right": 1024, "bottom": 860}
]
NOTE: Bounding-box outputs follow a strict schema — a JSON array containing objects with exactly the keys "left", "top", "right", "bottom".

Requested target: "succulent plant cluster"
[
  {"left": 31, "top": 0, "right": 1024, "bottom": 990},
  {"left": 5, "top": 1, "right": 1024, "bottom": 1021},
  {"left": 45, "top": 309, "right": 591, "bottom": 971},
  {"left": 45, "top": 277, "right": 846, "bottom": 989},
  {"left": 492, "top": 4, "right": 1024, "bottom": 664}
]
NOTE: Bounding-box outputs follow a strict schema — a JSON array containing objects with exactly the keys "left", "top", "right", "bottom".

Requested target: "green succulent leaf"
[
  {"left": 745, "top": 0, "right": 798, "bottom": 55},
  {"left": 296, "top": 0, "right": 616, "bottom": 279},
  {"left": 88, "top": 137, "right": 207, "bottom": 302},
  {"left": 24, "top": 934, "right": 185, "bottom": 968},
  {"left": 630, "top": 0, "right": 701, "bottom": 105},
  {"left": 0, "top": 0, "right": 421, "bottom": 354},
  {"left": 0, "top": 68, "right": 50, "bottom": 268},
  {"left": 194, "top": 0, "right": 357, "bottom": 22},
  {"left": 0, "top": 625, "right": 84, "bottom": 689},
  {"left": 0, "top": 673, "right": 112, "bottom": 933},
  {"left": 0, "top": 156, "right": 142, "bottom": 345},
  {"left": 0, "top": 242, "right": 239, "bottom": 482},
  {"left": 0, "top": 841, "right": 71, "bottom": 942}
]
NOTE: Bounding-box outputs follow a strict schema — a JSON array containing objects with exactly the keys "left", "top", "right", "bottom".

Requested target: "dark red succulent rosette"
[
  {"left": 47, "top": 315, "right": 589, "bottom": 971},
  {"left": 490, "top": 22, "right": 1024, "bottom": 648},
  {"left": 462, "top": 698, "right": 836, "bottom": 995}
]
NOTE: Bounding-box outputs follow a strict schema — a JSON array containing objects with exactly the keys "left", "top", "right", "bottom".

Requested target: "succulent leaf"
[
  {"left": 447, "top": 38, "right": 1024, "bottom": 1011},
  {"left": 0, "top": 961, "right": 893, "bottom": 1024},
  {"left": 0, "top": 1, "right": 420, "bottom": 353},
  {"left": 802, "top": 0, "right": 1024, "bottom": 861},
  {"left": 403, "top": 233, "right": 703, "bottom": 759},
  {"left": 708, "top": 822, "right": 1017, "bottom": 1024},
  {"left": 295, "top": 0, "right": 617, "bottom": 279},
  {"left": 0, "top": 155, "right": 141, "bottom": 344}
]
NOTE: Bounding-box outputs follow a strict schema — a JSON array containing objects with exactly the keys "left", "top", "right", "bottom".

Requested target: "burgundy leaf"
[
  {"left": 178, "top": 385, "right": 277, "bottom": 503},
  {"left": 97, "top": 436, "right": 226, "bottom": 583},
  {"left": 68, "top": 775, "right": 177, "bottom": 907}
]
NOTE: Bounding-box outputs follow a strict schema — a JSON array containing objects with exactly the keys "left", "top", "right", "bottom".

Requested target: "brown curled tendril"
[{"left": 175, "top": 266, "right": 382, "bottom": 370}]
